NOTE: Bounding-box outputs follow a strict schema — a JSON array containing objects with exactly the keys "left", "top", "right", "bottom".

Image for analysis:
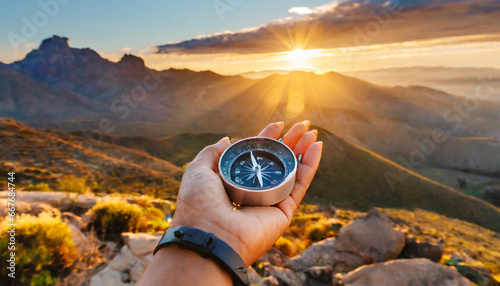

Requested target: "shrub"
[
  {"left": 89, "top": 197, "right": 168, "bottom": 240},
  {"left": 25, "top": 183, "right": 52, "bottom": 192},
  {"left": 0, "top": 213, "right": 77, "bottom": 285},
  {"left": 57, "top": 175, "right": 88, "bottom": 194},
  {"left": 274, "top": 236, "right": 306, "bottom": 257}
]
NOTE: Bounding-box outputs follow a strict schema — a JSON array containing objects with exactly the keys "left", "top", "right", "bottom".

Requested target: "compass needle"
[{"left": 219, "top": 137, "right": 298, "bottom": 205}]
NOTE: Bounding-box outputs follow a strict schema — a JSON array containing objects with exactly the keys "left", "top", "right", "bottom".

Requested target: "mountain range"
[{"left": 1, "top": 35, "right": 500, "bottom": 208}]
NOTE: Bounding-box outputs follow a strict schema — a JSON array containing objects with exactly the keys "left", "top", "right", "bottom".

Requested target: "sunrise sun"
[{"left": 285, "top": 48, "right": 322, "bottom": 69}]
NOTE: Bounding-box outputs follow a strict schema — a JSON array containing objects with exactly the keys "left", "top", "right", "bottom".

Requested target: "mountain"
[
  {"left": 1, "top": 36, "right": 500, "bottom": 196},
  {"left": 344, "top": 66, "right": 500, "bottom": 99},
  {"left": 0, "top": 118, "right": 181, "bottom": 198}
]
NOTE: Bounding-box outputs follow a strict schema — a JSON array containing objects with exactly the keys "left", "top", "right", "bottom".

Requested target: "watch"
[{"left": 153, "top": 226, "right": 249, "bottom": 286}]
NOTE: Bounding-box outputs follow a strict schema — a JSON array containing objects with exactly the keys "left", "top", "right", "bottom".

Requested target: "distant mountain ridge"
[{"left": 1, "top": 35, "right": 500, "bottom": 197}]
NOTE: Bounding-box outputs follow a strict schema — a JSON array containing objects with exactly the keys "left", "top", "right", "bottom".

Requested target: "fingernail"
[
  {"left": 219, "top": 136, "right": 229, "bottom": 143},
  {"left": 311, "top": 129, "right": 318, "bottom": 137},
  {"left": 302, "top": 120, "right": 310, "bottom": 128},
  {"left": 277, "top": 121, "right": 284, "bottom": 128},
  {"left": 318, "top": 141, "right": 323, "bottom": 147}
]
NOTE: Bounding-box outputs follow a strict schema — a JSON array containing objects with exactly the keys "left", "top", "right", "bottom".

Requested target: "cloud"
[
  {"left": 121, "top": 47, "right": 132, "bottom": 52},
  {"left": 156, "top": 0, "right": 500, "bottom": 55},
  {"left": 289, "top": 7, "right": 315, "bottom": 15}
]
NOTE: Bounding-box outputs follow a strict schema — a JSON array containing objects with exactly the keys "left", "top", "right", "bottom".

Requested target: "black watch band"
[{"left": 153, "top": 226, "right": 249, "bottom": 286}]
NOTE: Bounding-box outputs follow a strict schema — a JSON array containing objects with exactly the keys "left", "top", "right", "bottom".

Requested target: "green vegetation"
[
  {"left": 25, "top": 182, "right": 52, "bottom": 192},
  {"left": 89, "top": 197, "right": 168, "bottom": 240},
  {"left": 275, "top": 204, "right": 339, "bottom": 256},
  {"left": 0, "top": 213, "right": 77, "bottom": 285},
  {"left": 56, "top": 175, "right": 88, "bottom": 194}
]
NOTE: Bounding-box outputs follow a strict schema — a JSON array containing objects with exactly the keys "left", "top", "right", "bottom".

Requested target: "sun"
[{"left": 285, "top": 49, "right": 322, "bottom": 69}]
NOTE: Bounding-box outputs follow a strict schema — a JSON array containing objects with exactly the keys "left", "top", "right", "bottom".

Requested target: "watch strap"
[{"left": 153, "top": 226, "right": 249, "bottom": 286}]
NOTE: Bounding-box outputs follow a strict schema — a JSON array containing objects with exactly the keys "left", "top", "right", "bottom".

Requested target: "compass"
[{"left": 218, "top": 137, "right": 298, "bottom": 206}]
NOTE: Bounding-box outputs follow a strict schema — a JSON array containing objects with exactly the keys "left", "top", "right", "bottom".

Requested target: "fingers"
[
  {"left": 283, "top": 120, "right": 310, "bottom": 150},
  {"left": 293, "top": 130, "right": 318, "bottom": 156},
  {"left": 258, "top": 122, "right": 284, "bottom": 139},
  {"left": 276, "top": 141, "right": 323, "bottom": 223},
  {"left": 193, "top": 137, "right": 231, "bottom": 171}
]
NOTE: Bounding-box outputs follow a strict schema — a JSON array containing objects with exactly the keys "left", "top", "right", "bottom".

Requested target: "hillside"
[
  {"left": 308, "top": 127, "right": 500, "bottom": 233},
  {"left": 0, "top": 119, "right": 181, "bottom": 198},
  {"left": 68, "top": 131, "right": 226, "bottom": 167}
]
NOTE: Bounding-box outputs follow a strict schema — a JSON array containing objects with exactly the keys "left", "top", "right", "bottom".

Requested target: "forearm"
[{"left": 137, "top": 244, "right": 233, "bottom": 286}]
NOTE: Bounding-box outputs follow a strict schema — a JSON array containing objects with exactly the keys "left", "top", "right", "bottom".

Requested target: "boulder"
[
  {"left": 121, "top": 232, "right": 162, "bottom": 257},
  {"left": 0, "top": 198, "right": 60, "bottom": 217},
  {"left": 17, "top": 191, "right": 76, "bottom": 208},
  {"left": 258, "top": 247, "right": 287, "bottom": 266},
  {"left": 306, "top": 265, "right": 334, "bottom": 282},
  {"left": 335, "top": 208, "right": 405, "bottom": 262},
  {"left": 247, "top": 267, "right": 263, "bottom": 285},
  {"left": 62, "top": 212, "right": 86, "bottom": 230},
  {"left": 341, "top": 258, "right": 472, "bottom": 286},
  {"left": 264, "top": 264, "right": 307, "bottom": 286},
  {"left": 90, "top": 265, "right": 133, "bottom": 286},
  {"left": 68, "top": 223, "right": 91, "bottom": 255},
  {"left": 399, "top": 237, "right": 443, "bottom": 262},
  {"left": 109, "top": 246, "right": 140, "bottom": 272},
  {"left": 261, "top": 276, "right": 280, "bottom": 286},
  {"left": 286, "top": 209, "right": 404, "bottom": 273}
]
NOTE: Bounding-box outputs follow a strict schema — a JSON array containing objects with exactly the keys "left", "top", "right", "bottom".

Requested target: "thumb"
[{"left": 194, "top": 137, "right": 231, "bottom": 171}]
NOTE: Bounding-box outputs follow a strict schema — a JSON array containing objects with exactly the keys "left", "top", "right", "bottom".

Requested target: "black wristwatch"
[{"left": 154, "top": 226, "right": 249, "bottom": 286}]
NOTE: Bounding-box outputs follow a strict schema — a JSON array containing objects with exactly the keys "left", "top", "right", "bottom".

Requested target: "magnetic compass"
[{"left": 218, "top": 137, "right": 299, "bottom": 206}]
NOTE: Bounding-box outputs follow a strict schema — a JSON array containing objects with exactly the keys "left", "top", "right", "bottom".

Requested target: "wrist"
[
  {"left": 170, "top": 214, "right": 249, "bottom": 265},
  {"left": 139, "top": 244, "right": 232, "bottom": 286}
]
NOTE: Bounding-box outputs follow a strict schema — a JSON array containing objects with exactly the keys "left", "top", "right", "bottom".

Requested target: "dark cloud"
[{"left": 157, "top": 0, "right": 500, "bottom": 54}]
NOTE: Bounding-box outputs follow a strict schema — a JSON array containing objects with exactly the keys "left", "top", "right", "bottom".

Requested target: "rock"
[
  {"left": 264, "top": 264, "right": 307, "bottom": 286},
  {"left": 109, "top": 246, "right": 140, "bottom": 272},
  {"left": 121, "top": 232, "right": 162, "bottom": 257},
  {"left": 120, "top": 271, "right": 131, "bottom": 283},
  {"left": 75, "top": 194, "right": 98, "bottom": 211},
  {"left": 68, "top": 223, "right": 91, "bottom": 255},
  {"left": 341, "top": 258, "right": 472, "bottom": 286},
  {"left": 17, "top": 191, "right": 76, "bottom": 208},
  {"left": 130, "top": 262, "right": 145, "bottom": 283},
  {"left": 306, "top": 265, "right": 334, "bottom": 282},
  {"left": 286, "top": 237, "right": 365, "bottom": 273},
  {"left": 261, "top": 276, "right": 280, "bottom": 286},
  {"left": 399, "top": 237, "right": 443, "bottom": 262},
  {"left": 335, "top": 208, "right": 405, "bottom": 262},
  {"left": 248, "top": 267, "right": 263, "bottom": 285},
  {"left": 62, "top": 212, "right": 86, "bottom": 230},
  {"left": 0, "top": 198, "right": 60, "bottom": 217},
  {"left": 258, "top": 247, "right": 287, "bottom": 266},
  {"left": 90, "top": 265, "right": 133, "bottom": 286}
]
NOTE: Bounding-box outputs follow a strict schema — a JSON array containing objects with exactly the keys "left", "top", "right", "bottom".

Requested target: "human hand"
[{"left": 170, "top": 121, "right": 323, "bottom": 265}]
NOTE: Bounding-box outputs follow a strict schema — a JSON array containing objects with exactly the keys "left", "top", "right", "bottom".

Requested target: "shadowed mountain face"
[{"left": 1, "top": 36, "right": 500, "bottom": 194}]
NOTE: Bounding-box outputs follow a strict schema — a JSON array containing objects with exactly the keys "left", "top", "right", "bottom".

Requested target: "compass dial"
[
  {"left": 219, "top": 137, "right": 298, "bottom": 205},
  {"left": 230, "top": 151, "right": 285, "bottom": 189}
]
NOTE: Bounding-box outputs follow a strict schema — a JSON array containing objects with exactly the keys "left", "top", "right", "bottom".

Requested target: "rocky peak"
[
  {"left": 39, "top": 35, "right": 70, "bottom": 52},
  {"left": 118, "top": 54, "right": 145, "bottom": 68}
]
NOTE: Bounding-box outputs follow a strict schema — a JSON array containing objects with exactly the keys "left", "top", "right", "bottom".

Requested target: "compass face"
[{"left": 219, "top": 137, "right": 297, "bottom": 191}]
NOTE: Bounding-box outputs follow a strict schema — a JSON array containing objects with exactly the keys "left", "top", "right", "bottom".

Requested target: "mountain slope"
[
  {"left": 309, "top": 126, "right": 500, "bottom": 232},
  {"left": 0, "top": 119, "right": 181, "bottom": 198}
]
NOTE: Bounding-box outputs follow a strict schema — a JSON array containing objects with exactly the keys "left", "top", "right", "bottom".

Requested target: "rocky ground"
[{"left": 2, "top": 191, "right": 499, "bottom": 286}]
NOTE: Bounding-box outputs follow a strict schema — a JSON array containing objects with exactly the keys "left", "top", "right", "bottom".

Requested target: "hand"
[{"left": 170, "top": 121, "right": 323, "bottom": 265}]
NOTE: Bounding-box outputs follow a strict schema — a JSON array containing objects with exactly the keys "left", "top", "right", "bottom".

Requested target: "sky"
[{"left": 1, "top": 0, "right": 499, "bottom": 75}]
